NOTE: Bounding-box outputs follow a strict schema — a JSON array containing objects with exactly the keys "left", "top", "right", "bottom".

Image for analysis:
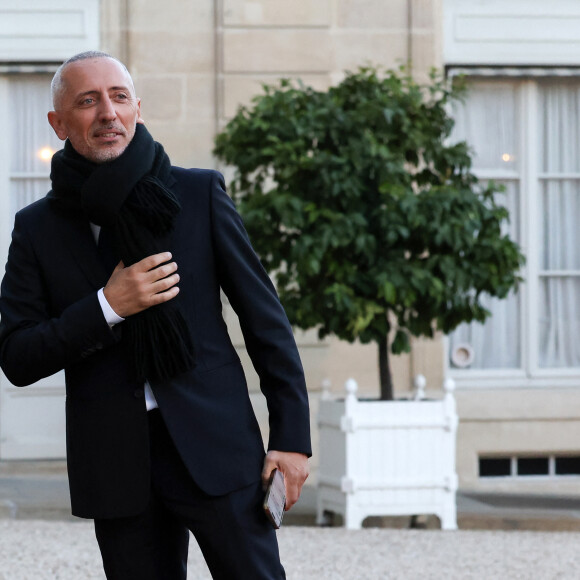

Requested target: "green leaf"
[{"left": 392, "top": 330, "right": 410, "bottom": 354}]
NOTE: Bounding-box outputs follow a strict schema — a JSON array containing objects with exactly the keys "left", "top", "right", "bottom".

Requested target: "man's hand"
[
  {"left": 103, "top": 252, "right": 180, "bottom": 317},
  {"left": 262, "top": 451, "right": 309, "bottom": 511}
]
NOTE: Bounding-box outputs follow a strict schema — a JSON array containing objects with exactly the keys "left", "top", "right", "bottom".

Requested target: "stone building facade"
[{"left": 3, "top": 0, "right": 580, "bottom": 507}]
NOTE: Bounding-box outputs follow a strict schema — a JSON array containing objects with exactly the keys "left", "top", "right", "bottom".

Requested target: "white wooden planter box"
[{"left": 316, "top": 377, "right": 458, "bottom": 530}]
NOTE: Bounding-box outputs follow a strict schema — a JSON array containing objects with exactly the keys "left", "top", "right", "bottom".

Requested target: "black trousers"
[{"left": 94, "top": 408, "right": 285, "bottom": 580}]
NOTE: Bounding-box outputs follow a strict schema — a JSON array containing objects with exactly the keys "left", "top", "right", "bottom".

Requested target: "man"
[{"left": 0, "top": 51, "right": 311, "bottom": 579}]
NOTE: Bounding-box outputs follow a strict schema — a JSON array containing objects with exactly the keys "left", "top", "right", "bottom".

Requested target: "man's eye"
[
  {"left": 116, "top": 93, "right": 128, "bottom": 100},
  {"left": 81, "top": 98, "right": 95, "bottom": 105}
]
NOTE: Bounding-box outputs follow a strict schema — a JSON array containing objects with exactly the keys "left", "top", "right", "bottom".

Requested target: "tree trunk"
[{"left": 378, "top": 337, "right": 394, "bottom": 400}]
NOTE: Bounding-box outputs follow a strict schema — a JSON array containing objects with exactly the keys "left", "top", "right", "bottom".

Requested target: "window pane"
[
  {"left": 452, "top": 80, "right": 519, "bottom": 172},
  {"left": 539, "top": 277, "right": 580, "bottom": 367},
  {"left": 555, "top": 456, "right": 580, "bottom": 475},
  {"left": 449, "top": 181, "right": 521, "bottom": 369},
  {"left": 10, "top": 180, "right": 54, "bottom": 218},
  {"left": 517, "top": 457, "right": 549, "bottom": 476},
  {"left": 479, "top": 457, "right": 511, "bottom": 477},
  {"left": 540, "top": 180, "right": 580, "bottom": 270},
  {"left": 9, "top": 75, "right": 61, "bottom": 213},
  {"left": 449, "top": 79, "right": 522, "bottom": 371},
  {"left": 539, "top": 80, "right": 580, "bottom": 173}
]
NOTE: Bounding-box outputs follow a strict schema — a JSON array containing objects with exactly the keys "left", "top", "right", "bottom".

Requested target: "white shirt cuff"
[{"left": 97, "top": 288, "right": 125, "bottom": 327}]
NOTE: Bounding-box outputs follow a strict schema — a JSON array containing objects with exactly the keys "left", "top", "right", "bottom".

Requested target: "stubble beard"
[
  {"left": 88, "top": 144, "right": 128, "bottom": 164},
  {"left": 86, "top": 123, "right": 132, "bottom": 164}
]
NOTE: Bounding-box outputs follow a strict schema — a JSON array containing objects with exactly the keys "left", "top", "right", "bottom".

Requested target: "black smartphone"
[{"left": 263, "top": 469, "right": 286, "bottom": 529}]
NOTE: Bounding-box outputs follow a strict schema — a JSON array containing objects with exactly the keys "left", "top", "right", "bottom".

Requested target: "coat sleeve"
[
  {"left": 209, "top": 171, "right": 312, "bottom": 457},
  {"left": 0, "top": 211, "right": 120, "bottom": 387}
]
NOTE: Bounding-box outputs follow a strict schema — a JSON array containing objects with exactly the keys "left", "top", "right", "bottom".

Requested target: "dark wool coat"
[{"left": 0, "top": 168, "right": 311, "bottom": 519}]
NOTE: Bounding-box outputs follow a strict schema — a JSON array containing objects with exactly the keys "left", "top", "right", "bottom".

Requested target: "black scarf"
[{"left": 48, "top": 124, "right": 195, "bottom": 382}]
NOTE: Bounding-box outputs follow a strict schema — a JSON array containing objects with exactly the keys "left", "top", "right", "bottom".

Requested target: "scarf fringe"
[
  {"left": 114, "top": 174, "right": 196, "bottom": 381},
  {"left": 126, "top": 306, "right": 195, "bottom": 382}
]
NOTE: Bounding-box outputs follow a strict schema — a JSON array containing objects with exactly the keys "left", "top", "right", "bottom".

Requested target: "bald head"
[{"left": 51, "top": 51, "right": 135, "bottom": 111}]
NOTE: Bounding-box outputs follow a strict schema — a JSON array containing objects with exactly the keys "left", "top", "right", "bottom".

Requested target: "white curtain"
[
  {"left": 449, "top": 183, "right": 521, "bottom": 369},
  {"left": 9, "top": 75, "right": 62, "bottom": 216},
  {"left": 538, "top": 81, "right": 580, "bottom": 368},
  {"left": 449, "top": 81, "right": 521, "bottom": 369},
  {"left": 451, "top": 81, "right": 520, "bottom": 173}
]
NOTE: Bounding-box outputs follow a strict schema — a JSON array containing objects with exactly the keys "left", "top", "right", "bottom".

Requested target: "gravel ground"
[{"left": 0, "top": 520, "right": 579, "bottom": 579}]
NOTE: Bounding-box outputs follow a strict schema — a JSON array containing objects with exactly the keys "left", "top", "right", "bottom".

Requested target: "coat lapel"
[{"left": 62, "top": 218, "right": 111, "bottom": 289}]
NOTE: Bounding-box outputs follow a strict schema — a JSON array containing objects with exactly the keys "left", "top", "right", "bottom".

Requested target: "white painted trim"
[
  {"left": 518, "top": 82, "right": 530, "bottom": 382},
  {"left": 3, "top": 384, "right": 66, "bottom": 398},
  {"left": 0, "top": 0, "right": 100, "bottom": 62},
  {"left": 453, "top": 376, "right": 580, "bottom": 391},
  {"left": 524, "top": 80, "right": 539, "bottom": 376},
  {"left": 472, "top": 169, "right": 519, "bottom": 180},
  {"left": 450, "top": 67, "right": 580, "bottom": 78},
  {"left": 451, "top": 368, "right": 527, "bottom": 380},
  {"left": 10, "top": 173, "right": 58, "bottom": 180},
  {"left": 539, "top": 174, "right": 580, "bottom": 180},
  {"left": 0, "top": 65, "right": 59, "bottom": 74},
  {"left": 539, "top": 271, "right": 580, "bottom": 277},
  {"left": 444, "top": 0, "right": 580, "bottom": 66}
]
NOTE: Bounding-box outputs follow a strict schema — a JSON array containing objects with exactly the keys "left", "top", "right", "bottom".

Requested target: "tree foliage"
[{"left": 214, "top": 67, "right": 525, "bottom": 399}]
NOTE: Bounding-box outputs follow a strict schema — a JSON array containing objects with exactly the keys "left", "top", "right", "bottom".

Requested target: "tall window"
[
  {"left": 9, "top": 74, "right": 62, "bottom": 216},
  {"left": 449, "top": 75, "right": 580, "bottom": 384}
]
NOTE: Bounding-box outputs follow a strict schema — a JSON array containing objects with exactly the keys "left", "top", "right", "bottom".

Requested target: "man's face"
[{"left": 48, "top": 58, "right": 143, "bottom": 163}]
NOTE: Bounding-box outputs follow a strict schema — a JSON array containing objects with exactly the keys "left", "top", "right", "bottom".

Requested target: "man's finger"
[
  {"left": 282, "top": 468, "right": 307, "bottom": 510},
  {"left": 148, "top": 263, "right": 179, "bottom": 285},
  {"left": 149, "top": 285, "right": 180, "bottom": 306},
  {"left": 137, "top": 251, "right": 173, "bottom": 272},
  {"left": 151, "top": 272, "right": 180, "bottom": 293},
  {"left": 284, "top": 481, "right": 301, "bottom": 510}
]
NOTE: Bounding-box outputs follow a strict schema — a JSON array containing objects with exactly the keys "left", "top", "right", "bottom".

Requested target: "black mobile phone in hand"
[{"left": 263, "top": 469, "right": 286, "bottom": 529}]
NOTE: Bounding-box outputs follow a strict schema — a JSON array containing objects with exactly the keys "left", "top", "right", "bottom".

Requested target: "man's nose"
[{"left": 97, "top": 96, "right": 117, "bottom": 121}]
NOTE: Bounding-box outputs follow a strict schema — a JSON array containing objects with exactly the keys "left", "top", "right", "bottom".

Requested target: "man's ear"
[
  {"left": 136, "top": 98, "right": 145, "bottom": 125},
  {"left": 47, "top": 111, "right": 67, "bottom": 141}
]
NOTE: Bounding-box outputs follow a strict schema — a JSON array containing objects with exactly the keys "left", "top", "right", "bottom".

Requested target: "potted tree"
[{"left": 214, "top": 67, "right": 524, "bottom": 529}]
